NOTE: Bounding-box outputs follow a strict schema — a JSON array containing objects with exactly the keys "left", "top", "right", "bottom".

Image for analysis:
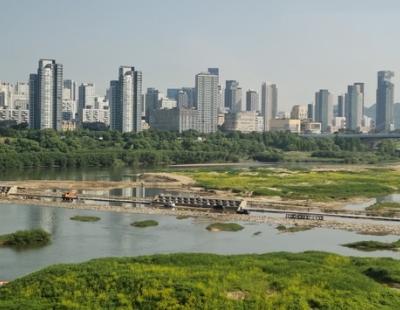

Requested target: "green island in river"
[
  {"left": 0, "top": 229, "right": 50, "bottom": 248},
  {"left": 1, "top": 252, "right": 400, "bottom": 309},
  {"left": 131, "top": 220, "right": 159, "bottom": 228},
  {"left": 70, "top": 215, "right": 101, "bottom": 222},
  {"left": 343, "top": 239, "right": 400, "bottom": 252},
  {"left": 206, "top": 222, "right": 244, "bottom": 232}
]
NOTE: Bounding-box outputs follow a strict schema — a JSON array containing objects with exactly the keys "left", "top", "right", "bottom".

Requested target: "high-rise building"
[
  {"left": 109, "top": 66, "right": 142, "bottom": 133},
  {"left": 246, "top": 89, "right": 259, "bottom": 112},
  {"left": 177, "top": 90, "right": 188, "bottom": 108},
  {"left": 78, "top": 83, "right": 95, "bottom": 123},
  {"left": 29, "top": 59, "right": 63, "bottom": 130},
  {"left": 260, "top": 82, "right": 278, "bottom": 131},
  {"left": 223, "top": 111, "right": 260, "bottom": 133},
  {"left": 0, "top": 82, "right": 13, "bottom": 108},
  {"left": 196, "top": 72, "right": 218, "bottom": 133},
  {"left": 145, "top": 88, "right": 161, "bottom": 121},
  {"left": 78, "top": 83, "right": 95, "bottom": 109},
  {"left": 376, "top": 71, "right": 394, "bottom": 132},
  {"left": 175, "top": 87, "right": 196, "bottom": 109},
  {"left": 290, "top": 105, "right": 308, "bottom": 120},
  {"left": 61, "top": 80, "right": 77, "bottom": 121},
  {"left": 208, "top": 68, "right": 219, "bottom": 76},
  {"left": 149, "top": 107, "right": 199, "bottom": 133},
  {"left": 337, "top": 95, "right": 345, "bottom": 117},
  {"left": 182, "top": 87, "right": 196, "bottom": 108},
  {"left": 314, "top": 89, "right": 333, "bottom": 132},
  {"left": 13, "top": 82, "right": 29, "bottom": 110},
  {"left": 224, "top": 80, "right": 242, "bottom": 112},
  {"left": 345, "top": 84, "right": 364, "bottom": 131},
  {"left": 63, "top": 80, "right": 76, "bottom": 101},
  {"left": 82, "top": 96, "right": 110, "bottom": 125},
  {"left": 354, "top": 82, "right": 365, "bottom": 116},
  {"left": 307, "top": 103, "right": 314, "bottom": 120},
  {"left": 167, "top": 88, "right": 180, "bottom": 100}
]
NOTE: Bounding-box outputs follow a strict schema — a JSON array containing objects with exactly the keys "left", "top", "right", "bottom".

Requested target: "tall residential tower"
[
  {"left": 376, "top": 71, "right": 394, "bottom": 132},
  {"left": 195, "top": 72, "right": 219, "bottom": 133},
  {"left": 109, "top": 66, "right": 143, "bottom": 133},
  {"left": 29, "top": 59, "right": 63, "bottom": 130},
  {"left": 261, "top": 82, "right": 278, "bottom": 131},
  {"left": 314, "top": 89, "right": 333, "bottom": 132},
  {"left": 345, "top": 84, "right": 364, "bottom": 131}
]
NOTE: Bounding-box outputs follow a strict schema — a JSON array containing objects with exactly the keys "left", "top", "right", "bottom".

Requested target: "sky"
[{"left": 2, "top": 0, "right": 400, "bottom": 111}]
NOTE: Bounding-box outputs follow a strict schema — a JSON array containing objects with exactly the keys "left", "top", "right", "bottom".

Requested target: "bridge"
[
  {"left": 153, "top": 194, "right": 246, "bottom": 211},
  {"left": 300, "top": 133, "right": 400, "bottom": 140}
]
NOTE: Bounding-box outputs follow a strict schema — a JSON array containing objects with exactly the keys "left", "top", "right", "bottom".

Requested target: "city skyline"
[{"left": 3, "top": 0, "right": 400, "bottom": 110}]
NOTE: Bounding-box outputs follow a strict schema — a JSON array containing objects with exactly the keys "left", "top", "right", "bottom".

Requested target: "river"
[
  {"left": 0, "top": 165, "right": 399, "bottom": 281},
  {"left": 1, "top": 203, "right": 399, "bottom": 281}
]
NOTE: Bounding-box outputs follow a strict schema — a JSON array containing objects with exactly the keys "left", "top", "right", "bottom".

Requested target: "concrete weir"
[{"left": 153, "top": 194, "right": 247, "bottom": 212}]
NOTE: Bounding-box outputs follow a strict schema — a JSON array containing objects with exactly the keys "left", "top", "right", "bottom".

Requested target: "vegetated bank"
[
  {"left": 343, "top": 239, "right": 400, "bottom": 252},
  {"left": 0, "top": 252, "right": 400, "bottom": 308},
  {"left": 183, "top": 167, "right": 400, "bottom": 201},
  {"left": 206, "top": 222, "right": 244, "bottom": 232},
  {"left": 70, "top": 215, "right": 101, "bottom": 222},
  {"left": 0, "top": 229, "right": 50, "bottom": 248},
  {"left": 276, "top": 224, "right": 314, "bottom": 233},
  {"left": 0, "top": 125, "right": 398, "bottom": 170},
  {"left": 366, "top": 202, "right": 400, "bottom": 217},
  {"left": 131, "top": 220, "right": 159, "bottom": 228}
]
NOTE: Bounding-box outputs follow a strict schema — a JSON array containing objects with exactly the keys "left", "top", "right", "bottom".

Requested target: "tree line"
[{"left": 0, "top": 126, "right": 398, "bottom": 170}]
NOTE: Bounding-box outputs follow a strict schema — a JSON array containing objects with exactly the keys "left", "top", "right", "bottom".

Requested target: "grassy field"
[
  {"left": 1, "top": 252, "right": 400, "bottom": 309},
  {"left": 183, "top": 167, "right": 400, "bottom": 201}
]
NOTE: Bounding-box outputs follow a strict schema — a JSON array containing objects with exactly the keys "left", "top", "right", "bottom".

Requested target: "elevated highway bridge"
[{"left": 300, "top": 133, "right": 400, "bottom": 140}]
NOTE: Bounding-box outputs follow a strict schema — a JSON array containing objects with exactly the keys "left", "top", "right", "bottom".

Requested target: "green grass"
[
  {"left": 131, "top": 220, "right": 159, "bottom": 228},
  {"left": 343, "top": 240, "right": 400, "bottom": 252},
  {"left": 0, "top": 229, "right": 50, "bottom": 248},
  {"left": 1, "top": 252, "right": 400, "bottom": 309},
  {"left": 70, "top": 215, "right": 101, "bottom": 222},
  {"left": 206, "top": 223, "right": 244, "bottom": 232},
  {"left": 182, "top": 167, "right": 400, "bottom": 201}
]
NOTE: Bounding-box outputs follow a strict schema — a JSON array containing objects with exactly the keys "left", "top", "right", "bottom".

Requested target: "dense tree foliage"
[
  {"left": 0, "top": 128, "right": 398, "bottom": 170},
  {"left": 1, "top": 252, "right": 400, "bottom": 309}
]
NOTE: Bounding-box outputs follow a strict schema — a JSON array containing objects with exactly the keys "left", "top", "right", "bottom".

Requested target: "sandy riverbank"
[
  {"left": 2, "top": 173, "right": 195, "bottom": 191},
  {"left": 1, "top": 196, "right": 400, "bottom": 236},
  {"left": 2, "top": 172, "right": 367, "bottom": 211}
]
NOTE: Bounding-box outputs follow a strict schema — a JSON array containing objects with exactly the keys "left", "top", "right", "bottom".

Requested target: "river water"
[
  {"left": 0, "top": 166, "right": 399, "bottom": 280},
  {"left": 1, "top": 203, "right": 399, "bottom": 281}
]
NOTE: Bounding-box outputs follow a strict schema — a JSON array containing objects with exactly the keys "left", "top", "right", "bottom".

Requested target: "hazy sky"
[{"left": 2, "top": 0, "right": 400, "bottom": 111}]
